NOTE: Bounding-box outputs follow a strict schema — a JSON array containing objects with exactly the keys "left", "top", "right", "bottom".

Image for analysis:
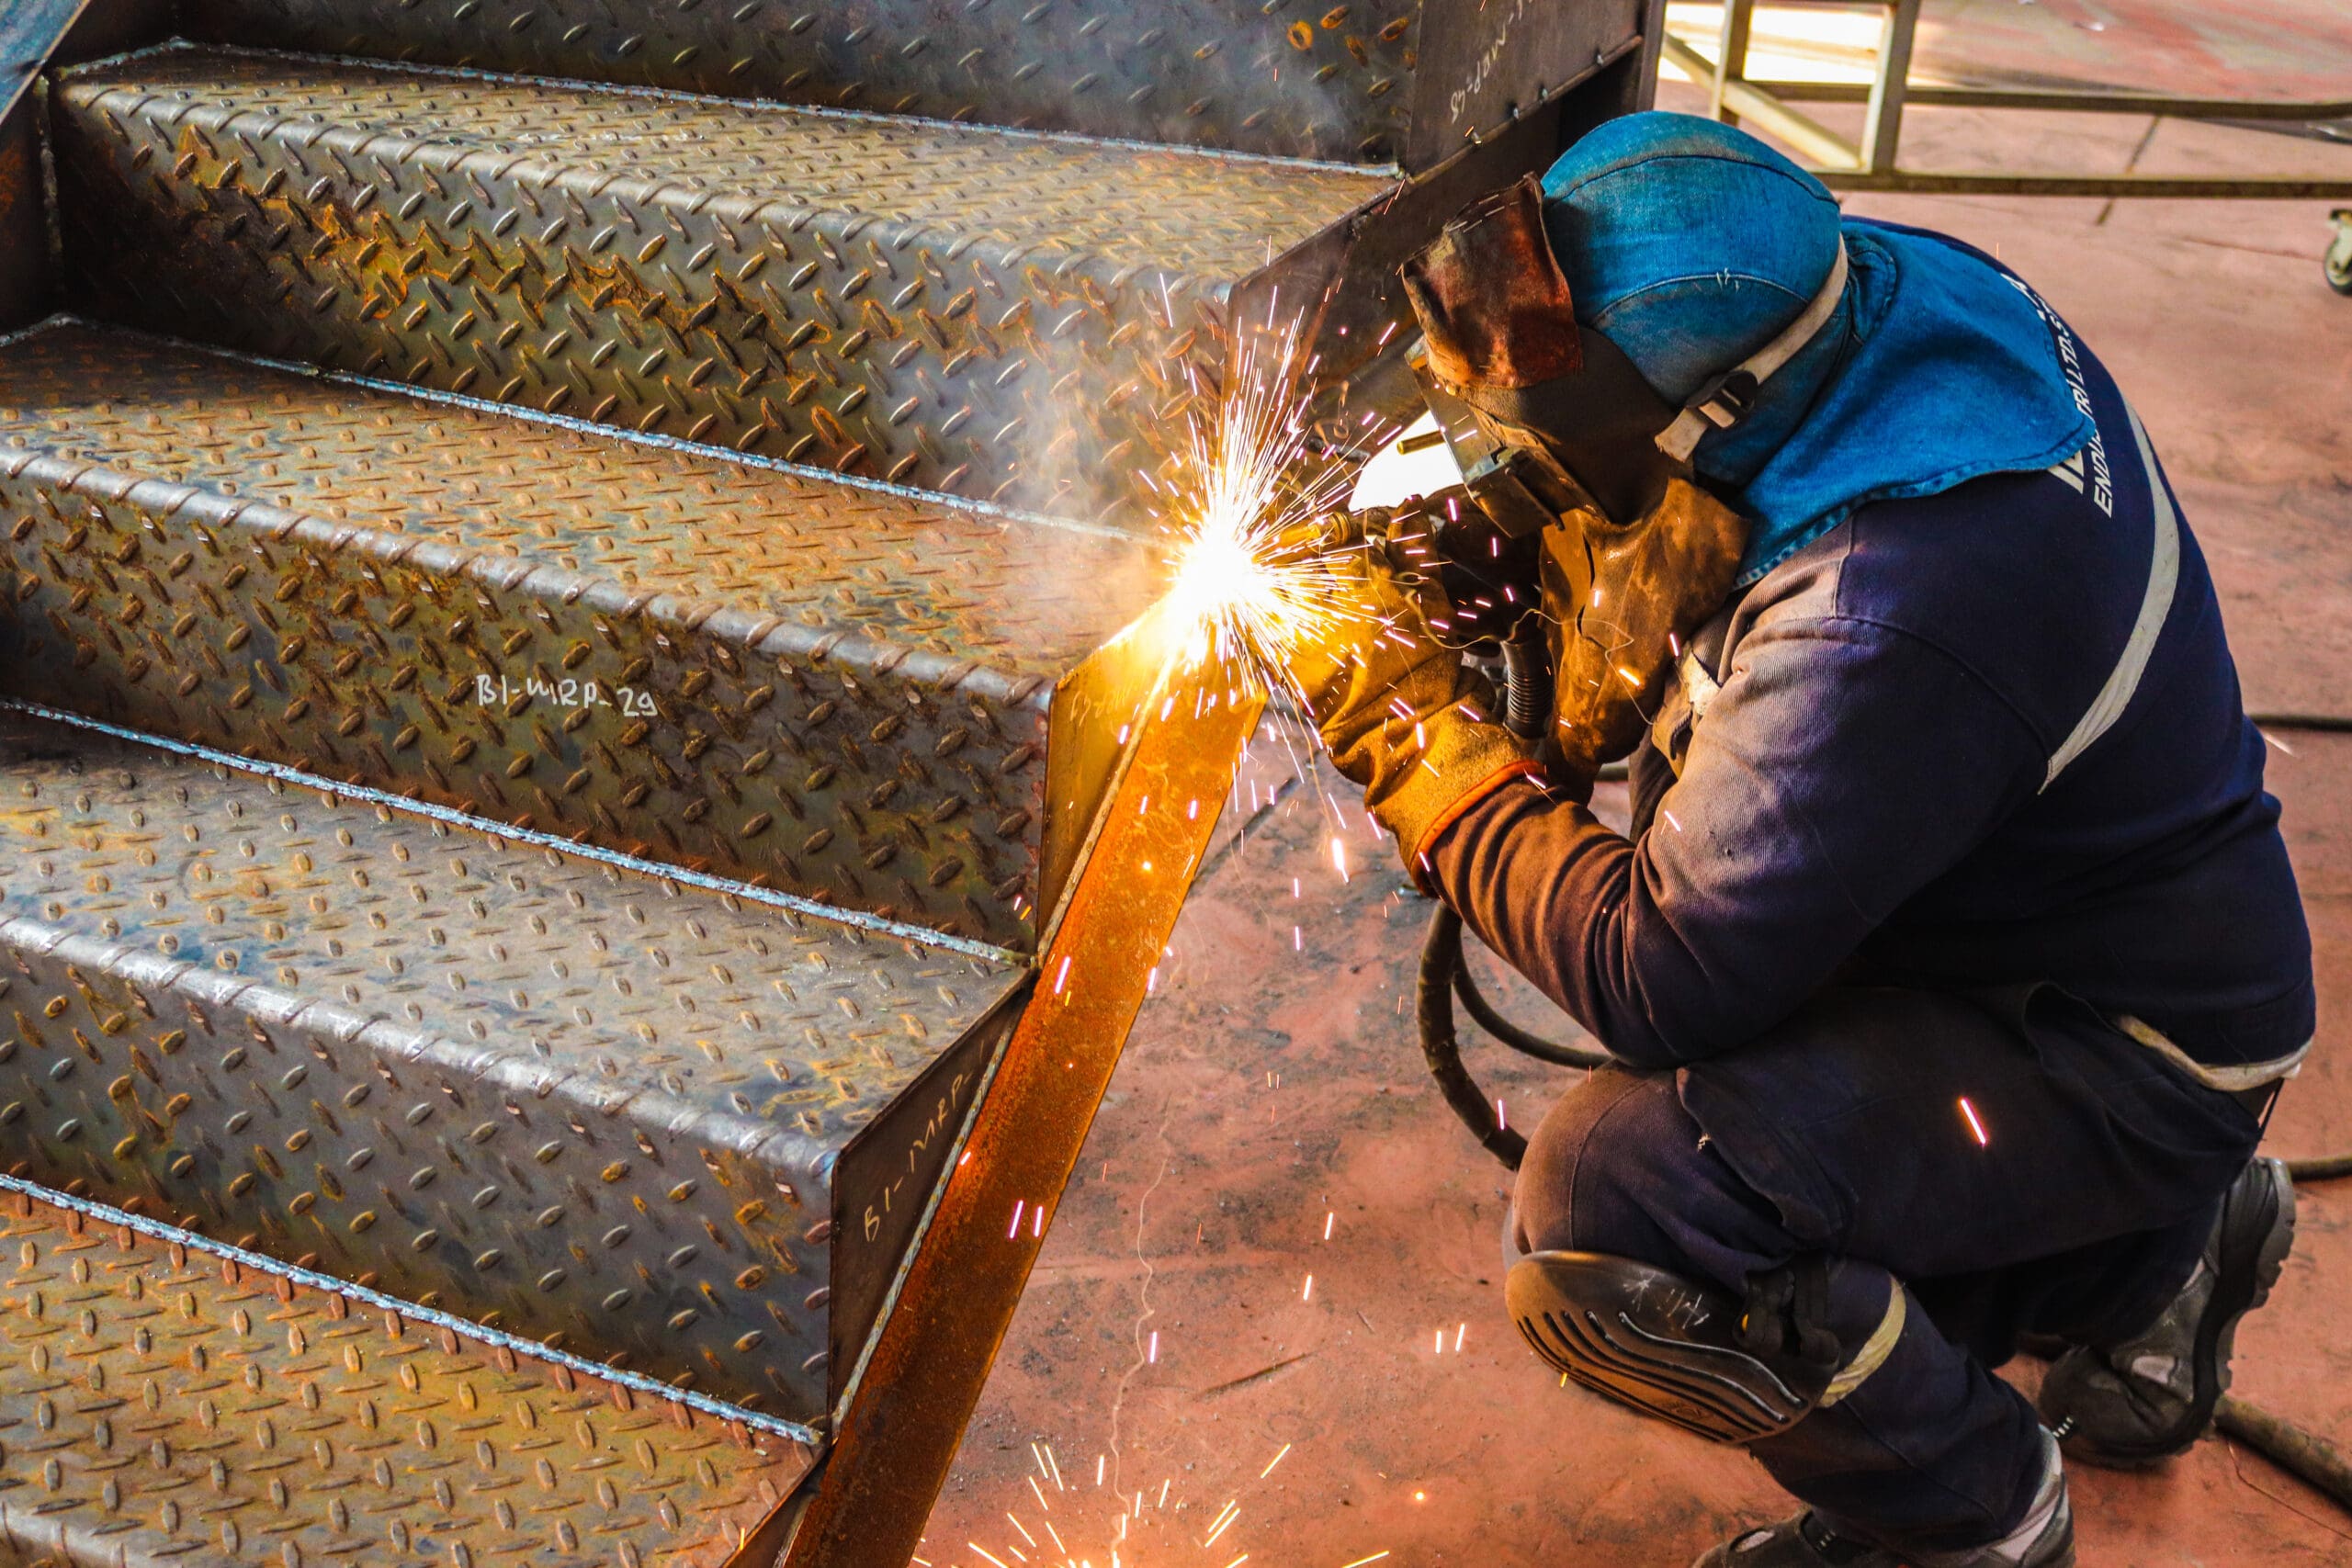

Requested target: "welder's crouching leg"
[{"left": 1511, "top": 1067, "right": 2056, "bottom": 1558}]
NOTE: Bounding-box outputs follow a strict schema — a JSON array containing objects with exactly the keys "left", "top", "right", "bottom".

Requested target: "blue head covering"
[{"left": 1537, "top": 112, "right": 2094, "bottom": 585}]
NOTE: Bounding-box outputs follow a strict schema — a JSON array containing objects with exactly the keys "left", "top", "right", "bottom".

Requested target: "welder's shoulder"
[{"left": 1739, "top": 462, "right": 2151, "bottom": 739}]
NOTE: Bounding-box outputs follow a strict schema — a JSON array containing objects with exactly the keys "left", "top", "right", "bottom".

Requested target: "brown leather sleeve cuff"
[
  {"left": 1407, "top": 757, "right": 1544, "bottom": 891},
  {"left": 1359, "top": 705, "right": 1544, "bottom": 887}
]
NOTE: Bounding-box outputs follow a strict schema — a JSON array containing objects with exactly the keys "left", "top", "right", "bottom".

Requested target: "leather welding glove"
[{"left": 1286, "top": 512, "right": 1544, "bottom": 885}]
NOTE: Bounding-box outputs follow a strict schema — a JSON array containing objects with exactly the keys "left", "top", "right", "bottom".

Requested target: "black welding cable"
[
  {"left": 1452, "top": 955, "right": 1611, "bottom": 1068},
  {"left": 2248, "top": 712, "right": 2352, "bottom": 734},
  {"left": 1419, "top": 905, "right": 1528, "bottom": 1169}
]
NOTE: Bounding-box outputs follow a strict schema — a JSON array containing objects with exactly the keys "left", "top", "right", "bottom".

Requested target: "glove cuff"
[{"left": 1363, "top": 709, "right": 1544, "bottom": 887}]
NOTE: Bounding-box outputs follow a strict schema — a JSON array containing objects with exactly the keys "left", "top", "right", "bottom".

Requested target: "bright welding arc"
[{"left": 1156, "top": 316, "right": 1393, "bottom": 703}]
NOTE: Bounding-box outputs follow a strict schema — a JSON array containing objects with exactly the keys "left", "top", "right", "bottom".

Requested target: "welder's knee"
[
  {"left": 1513, "top": 1066, "right": 1712, "bottom": 1258},
  {"left": 1512, "top": 1064, "right": 1797, "bottom": 1298}
]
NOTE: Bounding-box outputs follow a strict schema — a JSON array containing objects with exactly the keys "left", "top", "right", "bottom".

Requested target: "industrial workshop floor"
[{"left": 922, "top": 7, "right": 2352, "bottom": 1564}]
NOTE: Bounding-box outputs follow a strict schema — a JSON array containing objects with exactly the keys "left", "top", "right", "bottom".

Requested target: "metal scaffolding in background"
[{"left": 1662, "top": 0, "right": 2352, "bottom": 202}]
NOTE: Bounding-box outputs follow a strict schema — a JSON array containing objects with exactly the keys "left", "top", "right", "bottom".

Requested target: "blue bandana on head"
[{"left": 1537, "top": 113, "right": 2095, "bottom": 586}]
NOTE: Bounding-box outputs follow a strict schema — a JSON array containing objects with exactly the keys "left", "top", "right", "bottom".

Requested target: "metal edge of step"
[
  {"left": 0, "top": 314, "right": 1173, "bottom": 954},
  {"left": 1, "top": 693, "right": 1020, "bottom": 966},
  {"left": 141, "top": 312, "right": 1148, "bottom": 548},
  {"left": 0, "top": 695, "right": 1034, "bottom": 1427},
  {"left": 167, "top": 0, "right": 1423, "bottom": 169},
  {"left": 0, "top": 1164, "right": 822, "bottom": 1567}
]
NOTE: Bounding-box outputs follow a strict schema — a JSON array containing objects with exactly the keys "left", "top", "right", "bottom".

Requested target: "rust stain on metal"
[{"left": 786, "top": 634, "right": 1260, "bottom": 1568}]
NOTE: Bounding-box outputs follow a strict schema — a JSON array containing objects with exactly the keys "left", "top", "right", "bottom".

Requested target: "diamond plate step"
[
  {"left": 0, "top": 1175, "right": 814, "bottom": 1567},
  {"left": 48, "top": 45, "right": 1391, "bottom": 525},
  {"left": 0, "top": 322, "right": 1168, "bottom": 953},
  {"left": 178, "top": 0, "right": 1646, "bottom": 169},
  {"left": 0, "top": 704, "right": 1030, "bottom": 1421}
]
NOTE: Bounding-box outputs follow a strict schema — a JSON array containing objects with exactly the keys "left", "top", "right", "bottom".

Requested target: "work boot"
[
  {"left": 2038, "top": 1156, "right": 2295, "bottom": 1468},
  {"left": 1691, "top": 1438, "right": 2073, "bottom": 1567}
]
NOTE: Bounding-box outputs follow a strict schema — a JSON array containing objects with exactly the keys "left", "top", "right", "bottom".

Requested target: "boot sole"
[{"left": 2066, "top": 1156, "right": 2295, "bottom": 1467}]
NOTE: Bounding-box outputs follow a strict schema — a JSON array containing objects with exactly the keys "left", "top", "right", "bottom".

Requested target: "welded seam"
[{"left": 828, "top": 991, "right": 1028, "bottom": 1427}]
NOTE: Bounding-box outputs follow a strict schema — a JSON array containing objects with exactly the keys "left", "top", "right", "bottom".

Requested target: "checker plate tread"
[
  {"left": 0, "top": 324, "right": 1161, "bottom": 950},
  {"left": 0, "top": 706, "right": 1023, "bottom": 1417},
  {"left": 0, "top": 1182, "right": 812, "bottom": 1567},
  {"left": 182, "top": 0, "right": 1423, "bottom": 164},
  {"left": 49, "top": 47, "right": 1389, "bottom": 521}
]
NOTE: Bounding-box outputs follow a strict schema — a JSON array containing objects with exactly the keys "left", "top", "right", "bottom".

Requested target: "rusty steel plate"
[
  {"left": 176, "top": 0, "right": 1646, "bottom": 170},
  {"left": 0, "top": 322, "right": 1170, "bottom": 952},
  {"left": 0, "top": 1173, "right": 815, "bottom": 1567},
  {"left": 0, "top": 704, "right": 1032, "bottom": 1422},
  {"left": 47, "top": 46, "right": 1391, "bottom": 525}
]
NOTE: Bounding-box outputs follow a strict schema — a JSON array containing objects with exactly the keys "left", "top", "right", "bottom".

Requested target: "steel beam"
[
  {"left": 1736, "top": 79, "right": 2352, "bottom": 122},
  {"left": 784, "top": 644, "right": 1260, "bottom": 1568},
  {"left": 1814, "top": 170, "right": 2352, "bottom": 199}
]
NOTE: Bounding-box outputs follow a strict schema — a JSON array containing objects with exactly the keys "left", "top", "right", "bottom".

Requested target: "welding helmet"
[{"left": 1396, "top": 141, "right": 1848, "bottom": 777}]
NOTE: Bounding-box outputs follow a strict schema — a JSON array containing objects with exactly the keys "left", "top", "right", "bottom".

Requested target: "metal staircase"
[{"left": 0, "top": 3, "right": 1663, "bottom": 1563}]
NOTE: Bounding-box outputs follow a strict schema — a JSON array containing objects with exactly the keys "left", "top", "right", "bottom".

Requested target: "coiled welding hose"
[{"left": 1419, "top": 678, "right": 2352, "bottom": 1506}]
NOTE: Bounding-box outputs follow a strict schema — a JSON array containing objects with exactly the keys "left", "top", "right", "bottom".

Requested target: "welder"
[{"left": 1295, "top": 112, "right": 2313, "bottom": 1567}]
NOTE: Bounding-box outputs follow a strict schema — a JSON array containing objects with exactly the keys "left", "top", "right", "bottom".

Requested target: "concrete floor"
[{"left": 920, "top": 8, "right": 2352, "bottom": 1565}]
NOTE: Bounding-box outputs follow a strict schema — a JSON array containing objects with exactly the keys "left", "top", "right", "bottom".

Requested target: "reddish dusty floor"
[{"left": 921, "top": 8, "right": 2352, "bottom": 1566}]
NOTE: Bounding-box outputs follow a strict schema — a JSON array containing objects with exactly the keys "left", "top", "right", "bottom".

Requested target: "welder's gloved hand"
[{"left": 1285, "top": 512, "right": 1544, "bottom": 886}]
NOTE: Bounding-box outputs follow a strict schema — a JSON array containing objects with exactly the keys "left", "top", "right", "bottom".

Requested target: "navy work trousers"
[{"left": 1510, "top": 985, "right": 2265, "bottom": 1555}]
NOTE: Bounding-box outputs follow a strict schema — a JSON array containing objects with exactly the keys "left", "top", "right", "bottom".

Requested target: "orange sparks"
[
  {"left": 1158, "top": 316, "right": 1382, "bottom": 701},
  {"left": 1959, "top": 1096, "right": 1990, "bottom": 1146}
]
